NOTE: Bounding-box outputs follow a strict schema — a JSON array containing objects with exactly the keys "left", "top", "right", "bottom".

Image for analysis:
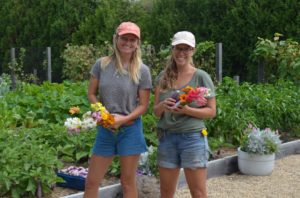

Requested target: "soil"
[{"left": 210, "top": 147, "right": 237, "bottom": 159}]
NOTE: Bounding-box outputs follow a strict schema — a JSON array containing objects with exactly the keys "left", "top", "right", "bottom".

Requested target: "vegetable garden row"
[{"left": 0, "top": 76, "right": 299, "bottom": 197}]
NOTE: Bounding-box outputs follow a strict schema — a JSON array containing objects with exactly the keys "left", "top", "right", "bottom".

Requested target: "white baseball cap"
[{"left": 171, "top": 31, "right": 196, "bottom": 47}]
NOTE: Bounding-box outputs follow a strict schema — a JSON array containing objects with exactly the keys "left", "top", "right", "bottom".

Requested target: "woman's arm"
[
  {"left": 153, "top": 86, "right": 177, "bottom": 118},
  {"left": 111, "top": 89, "right": 151, "bottom": 129},
  {"left": 153, "top": 87, "right": 164, "bottom": 118},
  {"left": 172, "top": 97, "right": 216, "bottom": 119},
  {"left": 87, "top": 75, "right": 99, "bottom": 104}
]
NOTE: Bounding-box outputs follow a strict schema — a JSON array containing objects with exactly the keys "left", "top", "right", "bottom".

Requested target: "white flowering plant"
[
  {"left": 240, "top": 124, "right": 282, "bottom": 155},
  {"left": 64, "top": 106, "right": 96, "bottom": 134},
  {"left": 137, "top": 145, "right": 155, "bottom": 176}
]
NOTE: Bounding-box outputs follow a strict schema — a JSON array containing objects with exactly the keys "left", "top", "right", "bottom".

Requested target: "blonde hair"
[
  {"left": 101, "top": 34, "right": 142, "bottom": 84},
  {"left": 159, "top": 52, "right": 194, "bottom": 90}
]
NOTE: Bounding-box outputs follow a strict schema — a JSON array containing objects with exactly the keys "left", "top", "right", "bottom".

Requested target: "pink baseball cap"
[{"left": 116, "top": 22, "right": 140, "bottom": 39}]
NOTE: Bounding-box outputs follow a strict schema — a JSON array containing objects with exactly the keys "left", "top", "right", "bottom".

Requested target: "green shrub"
[
  {"left": 0, "top": 73, "right": 11, "bottom": 97},
  {"left": 206, "top": 77, "right": 300, "bottom": 145},
  {"left": 0, "top": 128, "right": 63, "bottom": 198},
  {"left": 251, "top": 34, "right": 300, "bottom": 84},
  {"left": 62, "top": 44, "right": 102, "bottom": 81}
]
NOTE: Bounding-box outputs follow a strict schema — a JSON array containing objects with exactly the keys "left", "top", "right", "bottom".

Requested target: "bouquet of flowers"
[
  {"left": 171, "top": 86, "right": 211, "bottom": 108},
  {"left": 90, "top": 102, "right": 115, "bottom": 128},
  {"left": 64, "top": 102, "right": 115, "bottom": 134},
  {"left": 64, "top": 106, "right": 96, "bottom": 134}
]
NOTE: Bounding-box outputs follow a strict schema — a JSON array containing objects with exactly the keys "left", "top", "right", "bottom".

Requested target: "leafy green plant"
[
  {"left": 57, "top": 129, "right": 96, "bottom": 163},
  {"left": 1, "top": 81, "right": 90, "bottom": 124},
  {"left": 0, "top": 128, "right": 63, "bottom": 198},
  {"left": 0, "top": 73, "right": 11, "bottom": 96},
  {"left": 206, "top": 77, "right": 300, "bottom": 145},
  {"left": 61, "top": 44, "right": 110, "bottom": 81},
  {"left": 240, "top": 124, "right": 282, "bottom": 154},
  {"left": 251, "top": 33, "right": 300, "bottom": 84},
  {"left": 194, "top": 41, "right": 217, "bottom": 83},
  {"left": 108, "top": 157, "right": 121, "bottom": 177}
]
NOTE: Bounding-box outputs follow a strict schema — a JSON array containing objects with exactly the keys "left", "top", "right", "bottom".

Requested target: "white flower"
[
  {"left": 82, "top": 111, "right": 92, "bottom": 119},
  {"left": 64, "top": 117, "right": 81, "bottom": 133},
  {"left": 81, "top": 117, "right": 97, "bottom": 130},
  {"left": 59, "top": 166, "right": 88, "bottom": 178}
]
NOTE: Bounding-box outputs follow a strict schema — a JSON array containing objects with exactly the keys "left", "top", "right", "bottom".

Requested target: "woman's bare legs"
[
  {"left": 159, "top": 166, "right": 181, "bottom": 198},
  {"left": 119, "top": 155, "right": 140, "bottom": 198},
  {"left": 184, "top": 168, "right": 207, "bottom": 198},
  {"left": 83, "top": 155, "right": 113, "bottom": 198}
]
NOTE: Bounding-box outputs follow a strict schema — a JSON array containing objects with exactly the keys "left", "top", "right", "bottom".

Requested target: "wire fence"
[{"left": 0, "top": 44, "right": 254, "bottom": 88}]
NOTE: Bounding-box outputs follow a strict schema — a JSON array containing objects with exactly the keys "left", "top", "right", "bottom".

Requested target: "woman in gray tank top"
[
  {"left": 153, "top": 31, "right": 216, "bottom": 198},
  {"left": 84, "top": 22, "right": 152, "bottom": 198}
]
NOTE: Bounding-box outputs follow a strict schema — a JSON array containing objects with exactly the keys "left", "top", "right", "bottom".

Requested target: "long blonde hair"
[
  {"left": 101, "top": 34, "right": 142, "bottom": 84},
  {"left": 159, "top": 52, "right": 194, "bottom": 90}
]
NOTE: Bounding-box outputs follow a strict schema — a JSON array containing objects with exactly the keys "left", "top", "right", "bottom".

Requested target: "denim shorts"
[
  {"left": 92, "top": 117, "right": 147, "bottom": 157},
  {"left": 157, "top": 130, "right": 209, "bottom": 168}
]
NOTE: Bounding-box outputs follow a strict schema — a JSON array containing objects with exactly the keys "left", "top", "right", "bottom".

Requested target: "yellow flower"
[
  {"left": 69, "top": 106, "right": 80, "bottom": 115},
  {"left": 91, "top": 102, "right": 115, "bottom": 129},
  {"left": 106, "top": 114, "right": 115, "bottom": 125},
  {"left": 91, "top": 102, "right": 106, "bottom": 112},
  {"left": 201, "top": 129, "right": 208, "bottom": 136},
  {"left": 101, "top": 112, "right": 108, "bottom": 120}
]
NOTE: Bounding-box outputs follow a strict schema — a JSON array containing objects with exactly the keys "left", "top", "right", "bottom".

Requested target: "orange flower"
[
  {"left": 106, "top": 114, "right": 115, "bottom": 125},
  {"left": 179, "top": 94, "right": 188, "bottom": 104},
  {"left": 69, "top": 106, "right": 80, "bottom": 115},
  {"left": 181, "top": 86, "right": 193, "bottom": 94}
]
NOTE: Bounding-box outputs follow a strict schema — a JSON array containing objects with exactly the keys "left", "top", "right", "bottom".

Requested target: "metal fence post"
[
  {"left": 47, "top": 47, "right": 52, "bottom": 82},
  {"left": 233, "top": 75, "right": 240, "bottom": 85},
  {"left": 215, "top": 43, "right": 222, "bottom": 83},
  {"left": 10, "top": 48, "right": 17, "bottom": 89},
  {"left": 258, "top": 62, "right": 265, "bottom": 83}
]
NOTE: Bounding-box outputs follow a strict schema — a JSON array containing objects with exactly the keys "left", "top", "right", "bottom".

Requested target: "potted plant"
[{"left": 238, "top": 124, "right": 282, "bottom": 176}]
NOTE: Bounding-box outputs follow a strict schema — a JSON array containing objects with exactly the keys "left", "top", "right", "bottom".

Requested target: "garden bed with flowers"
[{"left": 0, "top": 77, "right": 299, "bottom": 197}]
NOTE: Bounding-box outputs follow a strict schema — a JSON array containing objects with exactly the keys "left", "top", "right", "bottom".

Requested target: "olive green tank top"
[{"left": 155, "top": 69, "right": 216, "bottom": 133}]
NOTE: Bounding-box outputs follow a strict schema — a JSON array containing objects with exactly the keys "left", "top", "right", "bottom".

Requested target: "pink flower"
[
  {"left": 186, "top": 87, "right": 210, "bottom": 107},
  {"left": 92, "top": 111, "right": 102, "bottom": 122},
  {"left": 171, "top": 86, "right": 211, "bottom": 108},
  {"left": 195, "top": 97, "right": 207, "bottom": 106}
]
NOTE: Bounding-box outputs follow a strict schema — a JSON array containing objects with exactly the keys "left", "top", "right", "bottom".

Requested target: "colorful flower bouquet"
[
  {"left": 90, "top": 102, "right": 115, "bottom": 128},
  {"left": 57, "top": 166, "right": 88, "bottom": 191},
  {"left": 64, "top": 102, "right": 115, "bottom": 134},
  {"left": 171, "top": 86, "right": 211, "bottom": 108}
]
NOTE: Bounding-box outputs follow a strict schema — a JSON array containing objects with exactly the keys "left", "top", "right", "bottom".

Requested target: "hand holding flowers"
[
  {"left": 64, "top": 102, "right": 115, "bottom": 134},
  {"left": 170, "top": 86, "right": 211, "bottom": 108},
  {"left": 91, "top": 102, "right": 115, "bottom": 129}
]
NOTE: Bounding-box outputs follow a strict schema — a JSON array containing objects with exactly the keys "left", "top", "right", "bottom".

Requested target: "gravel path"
[{"left": 175, "top": 154, "right": 300, "bottom": 198}]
